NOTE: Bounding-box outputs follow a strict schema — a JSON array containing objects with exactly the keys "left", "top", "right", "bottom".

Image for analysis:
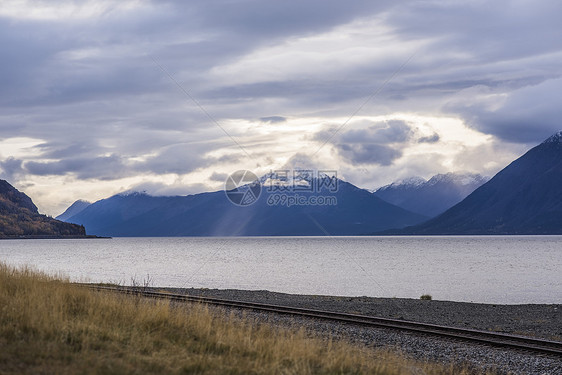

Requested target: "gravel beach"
[{"left": 159, "top": 287, "right": 562, "bottom": 374}]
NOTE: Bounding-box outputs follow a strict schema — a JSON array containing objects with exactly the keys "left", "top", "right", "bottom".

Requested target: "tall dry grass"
[{"left": 0, "top": 262, "right": 482, "bottom": 374}]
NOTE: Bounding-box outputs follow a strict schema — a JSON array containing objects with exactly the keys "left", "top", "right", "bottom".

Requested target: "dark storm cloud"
[
  {"left": 388, "top": 1, "right": 562, "bottom": 61},
  {"left": 166, "top": 0, "right": 391, "bottom": 38},
  {"left": 444, "top": 78, "right": 562, "bottom": 144},
  {"left": 25, "top": 154, "right": 130, "bottom": 180},
  {"left": 338, "top": 143, "right": 402, "bottom": 166},
  {"left": 139, "top": 143, "right": 212, "bottom": 175},
  {"left": 339, "top": 120, "right": 413, "bottom": 144},
  {"left": 418, "top": 133, "right": 440, "bottom": 144},
  {"left": 12, "top": 144, "right": 212, "bottom": 181},
  {"left": 259, "top": 116, "right": 286, "bottom": 124},
  {"left": 209, "top": 171, "right": 228, "bottom": 182},
  {"left": 0, "top": 157, "right": 25, "bottom": 181},
  {"left": 202, "top": 79, "right": 383, "bottom": 113},
  {"left": 0, "top": 19, "right": 160, "bottom": 108},
  {"left": 31, "top": 142, "right": 98, "bottom": 160},
  {"left": 315, "top": 120, "right": 413, "bottom": 166}
]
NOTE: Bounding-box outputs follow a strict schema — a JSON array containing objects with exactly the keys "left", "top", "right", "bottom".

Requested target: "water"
[{"left": 0, "top": 236, "right": 560, "bottom": 304}]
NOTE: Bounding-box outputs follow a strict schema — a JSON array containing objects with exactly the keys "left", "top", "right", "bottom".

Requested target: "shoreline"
[
  {"left": 0, "top": 235, "right": 111, "bottom": 239},
  {"left": 155, "top": 287, "right": 561, "bottom": 342}
]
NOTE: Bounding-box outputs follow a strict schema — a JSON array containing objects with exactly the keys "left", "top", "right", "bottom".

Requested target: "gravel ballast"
[{"left": 157, "top": 287, "right": 562, "bottom": 375}]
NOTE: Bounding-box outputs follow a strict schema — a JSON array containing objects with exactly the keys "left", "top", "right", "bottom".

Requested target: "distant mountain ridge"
[
  {"left": 373, "top": 172, "right": 488, "bottom": 217},
  {"left": 61, "top": 176, "right": 427, "bottom": 236},
  {"left": 396, "top": 131, "right": 562, "bottom": 234},
  {"left": 0, "top": 180, "right": 86, "bottom": 238},
  {"left": 56, "top": 199, "right": 91, "bottom": 222}
]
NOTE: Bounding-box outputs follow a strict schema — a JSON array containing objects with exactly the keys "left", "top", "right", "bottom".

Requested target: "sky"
[{"left": 1, "top": 0, "right": 561, "bottom": 216}]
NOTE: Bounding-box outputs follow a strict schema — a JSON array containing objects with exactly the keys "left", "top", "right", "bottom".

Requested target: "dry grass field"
[{"left": 0, "top": 262, "right": 482, "bottom": 374}]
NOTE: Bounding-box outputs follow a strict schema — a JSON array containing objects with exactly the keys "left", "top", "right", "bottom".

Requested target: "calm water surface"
[{"left": 0, "top": 236, "right": 560, "bottom": 304}]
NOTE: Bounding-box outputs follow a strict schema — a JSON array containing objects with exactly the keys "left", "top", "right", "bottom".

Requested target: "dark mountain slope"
[
  {"left": 63, "top": 192, "right": 178, "bottom": 235},
  {"left": 0, "top": 180, "right": 86, "bottom": 238},
  {"left": 400, "top": 131, "right": 562, "bottom": 234}
]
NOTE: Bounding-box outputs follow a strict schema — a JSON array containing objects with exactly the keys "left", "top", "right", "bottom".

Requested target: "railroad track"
[{"left": 87, "top": 285, "right": 562, "bottom": 357}]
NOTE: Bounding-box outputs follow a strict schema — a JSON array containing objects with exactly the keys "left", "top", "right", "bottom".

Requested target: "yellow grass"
[{"left": 0, "top": 263, "right": 484, "bottom": 374}]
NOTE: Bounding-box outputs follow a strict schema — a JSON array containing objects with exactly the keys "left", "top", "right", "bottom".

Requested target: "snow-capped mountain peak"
[
  {"left": 376, "top": 176, "right": 425, "bottom": 192},
  {"left": 542, "top": 130, "right": 562, "bottom": 144},
  {"left": 427, "top": 172, "right": 487, "bottom": 186},
  {"left": 373, "top": 172, "right": 488, "bottom": 217},
  {"left": 116, "top": 190, "right": 149, "bottom": 197}
]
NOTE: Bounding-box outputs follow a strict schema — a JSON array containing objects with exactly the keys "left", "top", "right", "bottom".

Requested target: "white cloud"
[{"left": 0, "top": 137, "right": 44, "bottom": 159}]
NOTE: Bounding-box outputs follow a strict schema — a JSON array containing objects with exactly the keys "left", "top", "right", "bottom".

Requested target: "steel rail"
[{"left": 86, "top": 285, "right": 562, "bottom": 357}]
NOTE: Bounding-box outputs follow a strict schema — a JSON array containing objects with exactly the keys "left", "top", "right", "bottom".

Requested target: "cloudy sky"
[{"left": 1, "top": 0, "right": 561, "bottom": 215}]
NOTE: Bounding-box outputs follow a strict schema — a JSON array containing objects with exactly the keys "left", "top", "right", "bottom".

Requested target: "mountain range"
[
  {"left": 58, "top": 176, "right": 427, "bottom": 237},
  {"left": 397, "top": 131, "right": 562, "bottom": 234},
  {"left": 0, "top": 180, "right": 86, "bottom": 238},
  {"left": 57, "top": 130, "right": 562, "bottom": 236},
  {"left": 373, "top": 173, "right": 488, "bottom": 218}
]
